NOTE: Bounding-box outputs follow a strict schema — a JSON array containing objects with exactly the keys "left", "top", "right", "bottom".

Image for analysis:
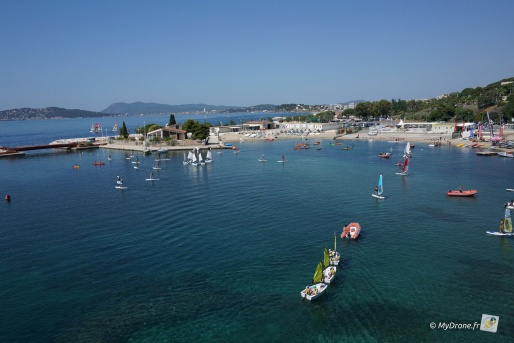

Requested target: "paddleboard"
[
  {"left": 395, "top": 172, "right": 408, "bottom": 175},
  {"left": 486, "top": 231, "right": 513, "bottom": 236},
  {"left": 153, "top": 167, "right": 162, "bottom": 170},
  {"left": 132, "top": 161, "right": 140, "bottom": 164},
  {"left": 115, "top": 186, "right": 128, "bottom": 189},
  {"left": 277, "top": 160, "right": 287, "bottom": 163},
  {"left": 372, "top": 194, "right": 385, "bottom": 199},
  {"left": 145, "top": 178, "right": 160, "bottom": 181},
  {"left": 134, "top": 166, "right": 139, "bottom": 169},
  {"left": 258, "top": 159, "right": 268, "bottom": 162},
  {"left": 507, "top": 189, "right": 514, "bottom": 192}
]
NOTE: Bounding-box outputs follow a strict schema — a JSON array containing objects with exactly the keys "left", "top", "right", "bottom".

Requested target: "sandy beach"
[{"left": 218, "top": 128, "right": 514, "bottom": 151}]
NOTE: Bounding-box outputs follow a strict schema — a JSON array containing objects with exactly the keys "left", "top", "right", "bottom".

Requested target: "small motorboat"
[
  {"left": 378, "top": 152, "right": 391, "bottom": 158},
  {"left": 446, "top": 189, "right": 478, "bottom": 197},
  {"left": 341, "top": 222, "right": 361, "bottom": 239},
  {"left": 93, "top": 161, "right": 105, "bottom": 166},
  {"left": 73, "top": 165, "right": 80, "bottom": 169},
  {"left": 498, "top": 151, "right": 514, "bottom": 158}
]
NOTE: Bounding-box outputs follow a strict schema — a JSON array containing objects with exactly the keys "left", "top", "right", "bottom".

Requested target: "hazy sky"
[{"left": 1, "top": 0, "right": 513, "bottom": 112}]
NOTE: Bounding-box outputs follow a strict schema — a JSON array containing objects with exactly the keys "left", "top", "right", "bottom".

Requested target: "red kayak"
[{"left": 446, "top": 189, "right": 477, "bottom": 197}]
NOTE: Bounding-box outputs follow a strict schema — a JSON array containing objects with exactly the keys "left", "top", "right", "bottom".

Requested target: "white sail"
[{"left": 404, "top": 142, "right": 411, "bottom": 157}]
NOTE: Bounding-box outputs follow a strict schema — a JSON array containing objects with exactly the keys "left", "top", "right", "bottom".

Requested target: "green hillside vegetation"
[{"left": 348, "top": 77, "right": 514, "bottom": 123}]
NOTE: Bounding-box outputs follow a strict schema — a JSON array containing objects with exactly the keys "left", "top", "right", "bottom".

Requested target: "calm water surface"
[{"left": 1, "top": 118, "right": 513, "bottom": 342}]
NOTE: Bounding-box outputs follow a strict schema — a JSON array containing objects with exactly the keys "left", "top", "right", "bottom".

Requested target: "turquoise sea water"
[{"left": 1, "top": 117, "right": 514, "bottom": 342}]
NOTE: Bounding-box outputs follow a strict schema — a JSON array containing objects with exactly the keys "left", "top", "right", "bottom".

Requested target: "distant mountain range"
[{"left": 0, "top": 102, "right": 282, "bottom": 120}]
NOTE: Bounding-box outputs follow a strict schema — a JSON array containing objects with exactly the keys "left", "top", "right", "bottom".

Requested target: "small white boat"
[
  {"left": 157, "top": 148, "right": 168, "bottom": 154},
  {"left": 497, "top": 151, "right": 514, "bottom": 158},
  {"left": 328, "top": 233, "right": 340, "bottom": 266},
  {"left": 205, "top": 149, "right": 213, "bottom": 163},
  {"left": 198, "top": 151, "right": 206, "bottom": 165},
  {"left": 300, "top": 262, "right": 328, "bottom": 301}
]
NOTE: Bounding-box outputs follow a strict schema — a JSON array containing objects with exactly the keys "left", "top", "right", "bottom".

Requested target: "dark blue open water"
[{"left": 1, "top": 117, "right": 513, "bottom": 342}]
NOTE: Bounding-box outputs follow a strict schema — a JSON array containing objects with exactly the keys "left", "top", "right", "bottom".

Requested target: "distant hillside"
[
  {"left": 0, "top": 107, "right": 114, "bottom": 120},
  {"left": 101, "top": 102, "right": 237, "bottom": 115}
]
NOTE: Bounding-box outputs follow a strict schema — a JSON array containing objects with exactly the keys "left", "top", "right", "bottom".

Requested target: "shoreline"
[{"left": 218, "top": 129, "right": 514, "bottom": 151}]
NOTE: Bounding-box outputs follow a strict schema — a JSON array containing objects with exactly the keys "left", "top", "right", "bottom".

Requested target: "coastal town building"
[
  {"left": 278, "top": 121, "right": 341, "bottom": 132},
  {"left": 146, "top": 124, "right": 187, "bottom": 141}
]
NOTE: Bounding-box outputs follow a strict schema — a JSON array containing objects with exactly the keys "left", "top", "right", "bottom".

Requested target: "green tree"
[
  {"left": 373, "top": 100, "right": 392, "bottom": 118},
  {"left": 168, "top": 113, "right": 176, "bottom": 126},
  {"left": 120, "top": 121, "right": 129, "bottom": 139},
  {"left": 182, "top": 119, "right": 199, "bottom": 134},
  {"left": 193, "top": 123, "right": 211, "bottom": 140},
  {"left": 343, "top": 108, "right": 355, "bottom": 117},
  {"left": 355, "top": 102, "right": 373, "bottom": 120}
]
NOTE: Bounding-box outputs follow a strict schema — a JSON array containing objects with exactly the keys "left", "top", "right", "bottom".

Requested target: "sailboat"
[
  {"left": 190, "top": 150, "right": 198, "bottom": 166},
  {"left": 183, "top": 153, "right": 190, "bottom": 165},
  {"left": 112, "top": 123, "right": 118, "bottom": 132},
  {"left": 372, "top": 174, "right": 385, "bottom": 199},
  {"left": 90, "top": 123, "right": 102, "bottom": 133},
  {"left": 486, "top": 208, "right": 513, "bottom": 236},
  {"left": 395, "top": 156, "right": 409, "bottom": 175},
  {"left": 403, "top": 141, "right": 412, "bottom": 158},
  {"left": 328, "top": 233, "right": 340, "bottom": 266},
  {"left": 198, "top": 151, "right": 205, "bottom": 165},
  {"left": 205, "top": 149, "right": 213, "bottom": 163},
  {"left": 322, "top": 247, "right": 336, "bottom": 283},
  {"left": 300, "top": 262, "right": 328, "bottom": 301}
]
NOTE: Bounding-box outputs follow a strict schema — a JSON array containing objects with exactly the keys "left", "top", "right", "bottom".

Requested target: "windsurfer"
[
  {"left": 500, "top": 219, "right": 504, "bottom": 233},
  {"left": 375, "top": 187, "right": 379, "bottom": 195}
]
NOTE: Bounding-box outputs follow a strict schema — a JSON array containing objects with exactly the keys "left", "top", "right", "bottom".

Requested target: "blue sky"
[{"left": 1, "top": 0, "right": 513, "bottom": 112}]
